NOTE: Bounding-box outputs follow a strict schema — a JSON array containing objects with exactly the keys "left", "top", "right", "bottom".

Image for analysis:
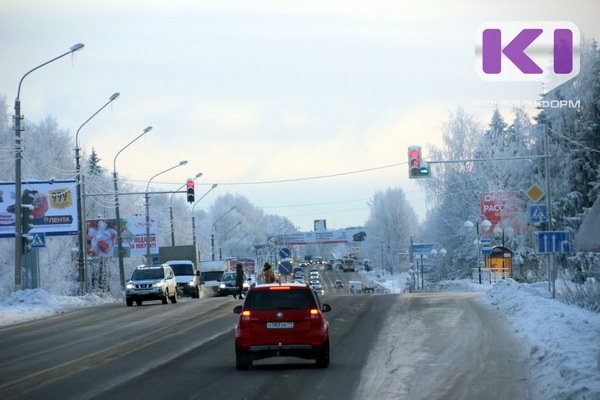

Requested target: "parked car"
[
  {"left": 233, "top": 282, "right": 331, "bottom": 369},
  {"left": 125, "top": 264, "right": 178, "bottom": 306},
  {"left": 334, "top": 279, "right": 344, "bottom": 289}
]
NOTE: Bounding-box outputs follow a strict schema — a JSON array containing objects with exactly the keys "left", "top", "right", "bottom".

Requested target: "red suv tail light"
[
  {"left": 310, "top": 308, "right": 320, "bottom": 320},
  {"left": 241, "top": 310, "right": 251, "bottom": 321}
]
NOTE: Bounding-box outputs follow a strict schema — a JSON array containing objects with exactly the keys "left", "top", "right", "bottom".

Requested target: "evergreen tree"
[{"left": 87, "top": 148, "right": 105, "bottom": 177}]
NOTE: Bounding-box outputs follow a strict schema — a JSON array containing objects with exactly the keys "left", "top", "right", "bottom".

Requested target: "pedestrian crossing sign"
[
  {"left": 530, "top": 204, "right": 547, "bottom": 223},
  {"left": 30, "top": 232, "right": 46, "bottom": 248}
]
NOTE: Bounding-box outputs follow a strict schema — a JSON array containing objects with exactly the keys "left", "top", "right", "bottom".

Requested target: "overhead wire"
[
  {"left": 547, "top": 126, "right": 600, "bottom": 154},
  {"left": 126, "top": 160, "right": 408, "bottom": 187}
]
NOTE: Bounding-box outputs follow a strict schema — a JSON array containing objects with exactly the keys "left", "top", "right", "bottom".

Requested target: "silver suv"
[{"left": 126, "top": 264, "right": 178, "bottom": 306}]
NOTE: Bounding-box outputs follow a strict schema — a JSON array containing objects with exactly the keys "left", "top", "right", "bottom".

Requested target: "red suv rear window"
[{"left": 244, "top": 288, "right": 317, "bottom": 311}]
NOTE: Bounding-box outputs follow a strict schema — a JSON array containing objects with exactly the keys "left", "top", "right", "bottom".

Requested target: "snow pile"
[
  {"left": 0, "top": 289, "right": 118, "bottom": 327},
  {"left": 480, "top": 280, "right": 600, "bottom": 400}
]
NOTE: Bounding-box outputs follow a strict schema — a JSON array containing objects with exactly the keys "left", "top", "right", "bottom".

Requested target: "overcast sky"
[{"left": 1, "top": 1, "right": 598, "bottom": 231}]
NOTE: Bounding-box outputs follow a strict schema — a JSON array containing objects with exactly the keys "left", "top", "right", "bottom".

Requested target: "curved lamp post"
[
  {"left": 220, "top": 221, "right": 242, "bottom": 260},
  {"left": 211, "top": 206, "right": 236, "bottom": 261},
  {"left": 14, "top": 43, "right": 84, "bottom": 291},
  {"left": 113, "top": 126, "right": 152, "bottom": 289},
  {"left": 74, "top": 92, "right": 120, "bottom": 294},
  {"left": 169, "top": 172, "right": 203, "bottom": 246},
  {"left": 145, "top": 161, "right": 188, "bottom": 264},
  {"left": 191, "top": 183, "right": 218, "bottom": 247}
]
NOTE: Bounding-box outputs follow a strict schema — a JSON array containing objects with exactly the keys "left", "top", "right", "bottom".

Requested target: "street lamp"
[
  {"left": 14, "top": 43, "right": 85, "bottom": 291},
  {"left": 169, "top": 172, "right": 203, "bottom": 246},
  {"left": 145, "top": 160, "right": 188, "bottom": 264},
  {"left": 74, "top": 92, "right": 120, "bottom": 294},
  {"left": 463, "top": 218, "right": 492, "bottom": 284},
  {"left": 230, "top": 234, "right": 249, "bottom": 257},
  {"left": 191, "top": 183, "right": 218, "bottom": 247},
  {"left": 220, "top": 221, "right": 242, "bottom": 260},
  {"left": 113, "top": 126, "right": 152, "bottom": 289},
  {"left": 211, "top": 206, "right": 236, "bottom": 261}
]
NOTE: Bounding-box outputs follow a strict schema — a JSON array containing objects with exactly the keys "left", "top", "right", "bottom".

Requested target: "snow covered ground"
[{"left": 0, "top": 277, "right": 598, "bottom": 399}]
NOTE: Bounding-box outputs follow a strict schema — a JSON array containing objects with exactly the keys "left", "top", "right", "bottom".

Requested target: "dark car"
[
  {"left": 353, "top": 231, "right": 366, "bottom": 241},
  {"left": 218, "top": 271, "right": 250, "bottom": 296},
  {"left": 233, "top": 282, "right": 331, "bottom": 370}
]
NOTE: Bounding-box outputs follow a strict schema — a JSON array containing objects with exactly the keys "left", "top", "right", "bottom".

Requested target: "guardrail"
[{"left": 472, "top": 268, "right": 511, "bottom": 284}]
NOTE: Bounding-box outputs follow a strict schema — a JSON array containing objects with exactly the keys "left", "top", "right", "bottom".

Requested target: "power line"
[
  {"left": 548, "top": 127, "right": 600, "bottom": 154},
  {"left": 125, "top": 160, "right": 407, "bottom": 187},
  {"left": 262, "top": 198, "right": 370, "bottom": 209}
]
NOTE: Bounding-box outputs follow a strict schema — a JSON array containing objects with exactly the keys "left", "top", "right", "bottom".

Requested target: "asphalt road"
[{"left": 0, "top": 272, "right": 530, "bottom": 400}]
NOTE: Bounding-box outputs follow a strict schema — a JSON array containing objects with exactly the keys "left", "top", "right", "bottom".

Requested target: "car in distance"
[
  {"left": 126, "top": 264, "right": 178, "bottom": 306},
  {"left": 233, "top": 282, "right": 332, "bottom": 370},
  {"left": 218, "top": 271, "right": 250, "bottom": 296},
  {"left": 334, "top": 279, "right": 344, "bottom": 289}
]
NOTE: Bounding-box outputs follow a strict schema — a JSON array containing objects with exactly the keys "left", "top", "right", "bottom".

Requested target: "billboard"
[
  {"left": 270, "top": 228, "right": 367, "bottom": 245},
  {"left": 480, "top": 192, "right": 527, "bottom": 232},
  {"left": 85, "top": 215, "right": 158, "bottom": 258},
  {"left": 0, "top": 180, "right": 78, "bottom": 237}
]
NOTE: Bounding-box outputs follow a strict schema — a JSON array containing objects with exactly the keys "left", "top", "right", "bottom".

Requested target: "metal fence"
[{"left": 472, "top": 268, "right": 511, "bottom": 284}]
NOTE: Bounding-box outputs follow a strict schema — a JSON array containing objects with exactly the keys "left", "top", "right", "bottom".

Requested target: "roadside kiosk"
[{"left": 485, "top": 246, "right": 513, "bottom": 279}]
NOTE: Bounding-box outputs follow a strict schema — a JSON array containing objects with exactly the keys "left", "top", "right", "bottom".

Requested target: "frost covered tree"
[
  {"left": 362, "top": 188, "right": 418, "bottom": 272},
  {"left": 420, "top": 108, "right": 484, "bottom": 278}
]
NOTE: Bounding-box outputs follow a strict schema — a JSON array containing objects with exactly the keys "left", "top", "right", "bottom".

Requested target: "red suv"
[{"left": 233, "top": 282, "right": 332, "bottom": 369}]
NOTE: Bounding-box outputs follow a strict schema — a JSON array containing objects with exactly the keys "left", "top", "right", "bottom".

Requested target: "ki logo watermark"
[{"left": 476, "top": 21, "right": 580, "bottom": 92}]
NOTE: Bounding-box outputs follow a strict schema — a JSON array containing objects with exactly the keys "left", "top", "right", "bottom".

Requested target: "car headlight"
[
  {"left": 126, "top": 283, "right": 134, "bottom": 289},
  {"left": 188, "top": 281, "right": 196, "bottom": 286},
  {"left": 243, "top": 282, "right": 250, "bottom": 289},
  {"left": 153, "top": 281, "right": 164, "bottom": 288},
  {"left": 219, "top": 283, "right": 225, "bottom": 289}
]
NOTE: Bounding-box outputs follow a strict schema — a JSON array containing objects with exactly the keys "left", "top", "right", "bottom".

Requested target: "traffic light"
[
  {"left": 186, "top": 178, "right": 195, "bottom": 203},
  {"left": 407, "top": 145, "right": 431, "bottom": 178},
  {"left": 419, "top": 161, "right": 430, "bottom": 177},
  {"left": 21, "top": 204, "right": 34, "bottom": 253}
]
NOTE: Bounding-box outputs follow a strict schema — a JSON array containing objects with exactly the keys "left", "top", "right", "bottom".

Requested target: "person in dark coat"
[{"left": 234, "top": 263, "right": 245, "bottom": 299}]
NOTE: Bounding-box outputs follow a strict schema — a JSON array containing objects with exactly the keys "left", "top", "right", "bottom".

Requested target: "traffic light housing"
[
  {"left": 21, "top": 204, "right": 34, "bottom": 253},
  {"left": 186, "top": 178, "right": 195, "bottom": 203},
  {"left": 408, "top": 145, "right": 431, "bottom": 178}
]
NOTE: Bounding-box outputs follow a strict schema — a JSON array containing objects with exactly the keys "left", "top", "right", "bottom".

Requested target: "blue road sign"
[
  {"left": 537, "top": 231, "right": 571, "bottom": 254},
  {"left": 411, "top": 243, "right": 435, "bottom": 253},
  {"left": 278, "top": 260, "right": 293, "bottom": 275},
  {"left": 530, "top": 204, "right": 548, "bottom": 223},
  {"left": 279, "top": 247, "right": 291, "bottom": 259},
  {"left": 30, "top": 232, "right": 46, "bottom": 248}
]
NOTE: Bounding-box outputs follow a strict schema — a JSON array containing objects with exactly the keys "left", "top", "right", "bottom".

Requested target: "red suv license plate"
[{"left": 266, "top": 322, "right": 294, "bottom": 329}]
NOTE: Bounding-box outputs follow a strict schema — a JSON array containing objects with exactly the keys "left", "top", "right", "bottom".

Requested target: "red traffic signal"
[
  {"left": 186, "top": 178, "right": 195, "bottom": 203},
  {"left": 408, "top": 145, "right": 422, "bottom": 178},
  {"left": 407, "top": 145, "right": 431, "bottom": 178}
]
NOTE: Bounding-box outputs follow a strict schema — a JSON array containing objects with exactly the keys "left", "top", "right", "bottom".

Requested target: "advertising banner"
[
  {"left": 480, "top": 192, "right": 527, "bottom": 232},
  {"left": 0, "top": 180, "right": 78, "bottom": 237},
  {"left": 85, "top": 215, "right": 158, "bottom": 257},
  {"left": 270, "top": 228, "right": 367, "bottom": 245}
]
